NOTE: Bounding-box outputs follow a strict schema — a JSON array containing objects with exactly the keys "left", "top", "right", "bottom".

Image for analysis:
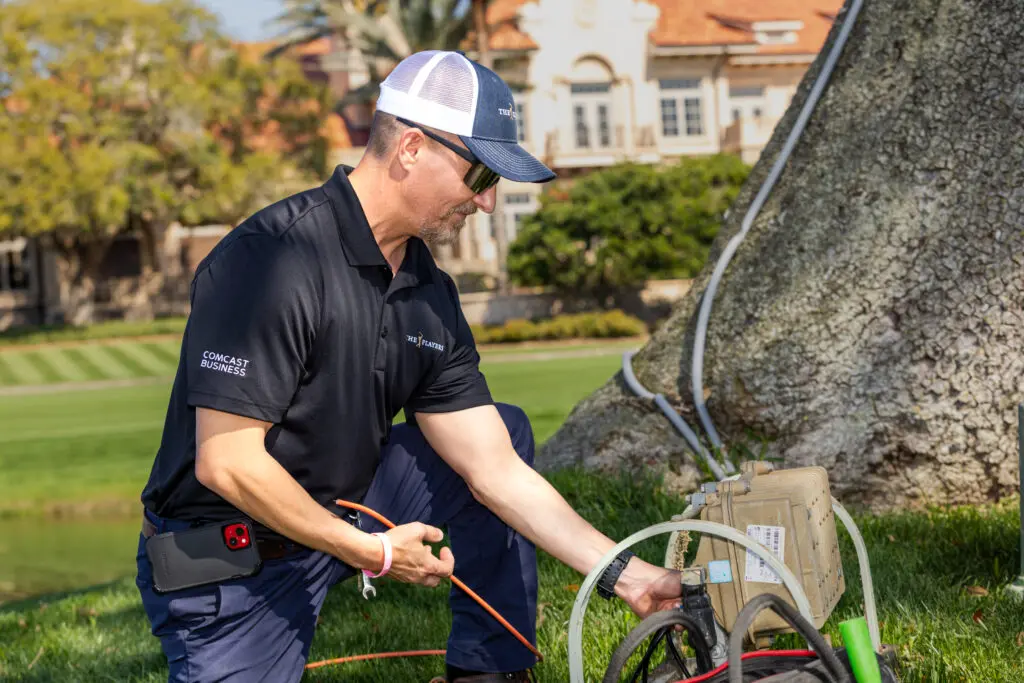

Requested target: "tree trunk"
[
  {"left": 538, "top": 0, "right": 1024, "bottom": 510},
  {"left": 52, "top": 237, "right": 112, "bottom": 326},
  {"left": 127, "top": 220, "right": 171, "bottom": 321}
]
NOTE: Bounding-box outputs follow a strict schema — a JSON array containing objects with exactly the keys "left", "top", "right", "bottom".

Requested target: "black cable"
[
  {"left": 728, "top": 594, "right": 849, "bottom": 683},
  {"left": 603, "top": 611, "right": 713, "bottom": 683},
  {"left": 664, "top": 630, "right": 691, "bottom": 679}
]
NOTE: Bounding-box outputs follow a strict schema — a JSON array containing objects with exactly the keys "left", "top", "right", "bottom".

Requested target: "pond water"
[{"left": 0, "top": 516, "right": 141, "bottom": 604}]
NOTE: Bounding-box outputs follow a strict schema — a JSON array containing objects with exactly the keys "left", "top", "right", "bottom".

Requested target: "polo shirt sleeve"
[
  {"left": 406, "top": 275, "right": 493, "bottom": 415},
  {"left": 185, "top": 234, "right": 320, "bottom": 423}
]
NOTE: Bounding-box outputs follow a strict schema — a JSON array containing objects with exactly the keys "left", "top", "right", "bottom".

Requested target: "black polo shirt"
[{"left": 141, "top": 166, "right": 493, "bottom": 524}]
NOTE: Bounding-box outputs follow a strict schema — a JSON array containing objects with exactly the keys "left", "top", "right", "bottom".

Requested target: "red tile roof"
[
  {"left": 485, "top": 0, "right": 538, "bottom": 50},
  {"left": 487, "top": 0, "right": 844, "bottom": 55}
]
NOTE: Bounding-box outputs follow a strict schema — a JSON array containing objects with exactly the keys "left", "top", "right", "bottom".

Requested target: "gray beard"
[{"left": 419, "top": 203, "right": 476, "bottom": 246}]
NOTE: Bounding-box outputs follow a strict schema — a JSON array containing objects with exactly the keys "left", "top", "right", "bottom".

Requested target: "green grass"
[
  {"left": 0, "top": 339, "right": 181, "bottom": 387},
  {"left": 0, "top": 318, "right": 188, "bottom": 347},
  {"left": 2, "top": 475, "right": 1024, "bottom": 681},
  {"left": 3, "top": 345, "right": 1024, "bottom": 680},
  {"left": 0, "top": 337, "right": 634, "bottom": 389},
  {"left": 0, "top": 354, "right": 625, "bottom": 516}
]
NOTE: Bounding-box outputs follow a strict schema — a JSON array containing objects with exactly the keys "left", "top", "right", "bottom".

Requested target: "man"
[{"left": 137, "top": 50, "right": 683, "bottom": 683}]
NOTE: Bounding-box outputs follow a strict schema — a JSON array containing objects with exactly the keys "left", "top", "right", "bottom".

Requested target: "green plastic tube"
[{"left": 839, "top": 616, "right": 882, "bottom": 683}]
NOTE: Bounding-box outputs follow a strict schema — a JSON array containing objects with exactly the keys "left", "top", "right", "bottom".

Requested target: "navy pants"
[{"left": 136, "top": 403, "right": 539, "bottom": 682}]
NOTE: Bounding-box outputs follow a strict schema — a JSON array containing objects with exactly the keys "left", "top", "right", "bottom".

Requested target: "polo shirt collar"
[
  {"left": 324, "top": 165, "right": 386, "bottom": 267},
  {"left": 323, "top": 165, "right": 435, "bottom": 290}
]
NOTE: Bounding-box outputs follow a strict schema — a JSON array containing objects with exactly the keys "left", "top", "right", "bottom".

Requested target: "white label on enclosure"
[{"left": 744, "top": 524, "right": 786, "bottom": 584}]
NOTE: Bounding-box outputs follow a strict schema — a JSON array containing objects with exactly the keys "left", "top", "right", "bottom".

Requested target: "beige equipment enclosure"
[{"left": 689, "top": 462, "right": 845, "bottom": 644}]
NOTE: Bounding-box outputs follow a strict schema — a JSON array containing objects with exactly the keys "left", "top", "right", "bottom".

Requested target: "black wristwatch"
[{"left": 596, "top": 549, "right": 635, "bottom": 600}]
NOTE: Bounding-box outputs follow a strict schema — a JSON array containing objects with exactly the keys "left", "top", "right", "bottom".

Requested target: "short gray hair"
[{"left": 366, "top": 111, "right": 403, "bottom": 159}]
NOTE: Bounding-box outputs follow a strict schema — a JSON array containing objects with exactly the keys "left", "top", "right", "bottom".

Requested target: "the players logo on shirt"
[
  {"left": 200, "top": 350, "right": 250, "bottom": 377},
  {"left": 406, "top": 332, "right": 444, "bottom": 352}
]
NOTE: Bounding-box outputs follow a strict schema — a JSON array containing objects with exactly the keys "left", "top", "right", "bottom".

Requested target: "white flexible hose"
[
  {"left": 831, "top": 498, "right": 881, "bottom": 652},
  {"left": 690, "top": 0, "right": 867, "bottom": 449},
  {"left": 622, "top": 352, "right": 733, "bottom": 479},
  {"left": 567, "top": 520, "right": 815, "bottom": 683}
]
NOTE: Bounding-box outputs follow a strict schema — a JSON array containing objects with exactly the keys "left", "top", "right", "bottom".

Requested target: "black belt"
[{"left": 141, "top": 516, "right": 305, "bottom": 561}]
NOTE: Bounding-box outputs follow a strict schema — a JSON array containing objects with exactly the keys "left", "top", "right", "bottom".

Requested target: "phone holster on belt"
[{"left": 145, "top": 520, "right": 263, "bottom": 593}]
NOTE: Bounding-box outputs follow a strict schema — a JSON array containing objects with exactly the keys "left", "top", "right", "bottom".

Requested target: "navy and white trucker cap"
[{"left": 376, "top": 50, "right": 556, "bottom": 184}]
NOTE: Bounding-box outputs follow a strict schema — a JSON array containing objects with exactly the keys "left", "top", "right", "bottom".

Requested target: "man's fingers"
[
  {"left": 433, "top": 546, "right": 455, "bottom": 576},
  {"left": 420, "top": 524, "right": 444, "bottom": 543}
]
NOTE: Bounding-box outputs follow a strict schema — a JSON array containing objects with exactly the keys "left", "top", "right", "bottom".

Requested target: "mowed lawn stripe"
[
  {"left": 139, "top": 341, "right": 181, "bottom": 367},
  {"left": 34, "top": 347, "right": 90, "bottom": 383},
  {"left": 112, "top": 342, "right": 176, "bottom": 376},
  {"left": 0, "top": 353, "right": 22, "bottom": 386},
  {"left": 0, "top": 351, "right": 47, "bottom": 385},
  {"left": 63, "top": 347, "right": 114, "bottom": 381},
  {"left": 22, "top": 351, "right": 64, "bottom": 383},
  {"left": 99, "top": 344, "right": 153, "bottom": 378}
]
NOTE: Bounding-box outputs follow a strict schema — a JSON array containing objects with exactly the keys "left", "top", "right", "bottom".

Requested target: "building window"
[
  {"left": 659, "top": 78, "right": 704, "bottom": 138},
  {"left": 597, "top": 104, "right": 611, "bottom": 147},
  {"left": 570, "top": 81, "right": 613, "bottom": 150},
  {"left": 660, "top": 98, "right": 679, "bottom": 137},
  {"left": 504, "top": 193, "right": 536, "bottom": 241},
  {"left": 570, "top": 82, "right": 612, "bottom": 95},
  {"left": 0, "top": 238, "right": 33, "bottom": 292},
  {"left": 729, "top": 85, "right": 767, "bottom": 123},
  {"left": 574, "top": 104, "right": 589, "bottom": 148},
  {"left": 515, "top": 100, "right": 527, "bottom": 142}
]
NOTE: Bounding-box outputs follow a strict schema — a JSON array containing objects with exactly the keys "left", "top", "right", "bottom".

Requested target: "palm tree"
[{"left": 269, "top": 1, "right": 481, "bottom": 107}]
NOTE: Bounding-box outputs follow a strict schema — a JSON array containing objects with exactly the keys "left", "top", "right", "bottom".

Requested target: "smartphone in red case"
[{"left": 146, "top": 520, "right": 262, "bottom": 593}]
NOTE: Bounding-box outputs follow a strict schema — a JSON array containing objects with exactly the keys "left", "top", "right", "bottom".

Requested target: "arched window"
[{"left": 569, "top": 57, "right": 614, "bottom": 150}]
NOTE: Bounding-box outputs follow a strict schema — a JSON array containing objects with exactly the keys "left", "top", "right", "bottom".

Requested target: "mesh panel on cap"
[
  {"left": 383, "top": 50, "right": 439, "bottom": 93},
  {"left": 416, "top": 53, "right": 475, "bottom": 113}
]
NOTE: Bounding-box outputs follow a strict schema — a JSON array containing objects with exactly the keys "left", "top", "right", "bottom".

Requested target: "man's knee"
[{"left": 495, "top": 403, "right": 535, "bottom": 467}]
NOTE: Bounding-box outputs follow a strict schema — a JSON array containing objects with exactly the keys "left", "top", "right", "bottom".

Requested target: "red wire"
[
  {"left": 672, "top": 650, "right": 818, "bottom": 683},
  {"left": 303, "top": 500, "right": 543, "bottom": 671}
]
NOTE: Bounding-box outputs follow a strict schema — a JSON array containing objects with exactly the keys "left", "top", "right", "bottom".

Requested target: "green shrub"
[
  {"left": 507, "top": 155, "right": 750, "bottom": 308},
  {"left": 471, "top": 310, "right": 646, "bottom": 344}
]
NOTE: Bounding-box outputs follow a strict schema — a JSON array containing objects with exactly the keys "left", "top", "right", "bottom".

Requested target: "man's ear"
[{"left": 396, "top": 129, "right": 425, "bottom": 171}]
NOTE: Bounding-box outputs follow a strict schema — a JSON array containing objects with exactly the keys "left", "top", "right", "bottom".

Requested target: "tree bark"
[
  {"left": 52, "top": 237, "right": 111, "bottom": 326},
  {"left": 538, "top": 0, "right": 1024, "bottom": 510}
]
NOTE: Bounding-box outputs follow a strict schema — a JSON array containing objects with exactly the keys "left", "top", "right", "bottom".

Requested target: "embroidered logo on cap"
[{"left": 497, "top": 102, "right": 517, "bottom": 119}]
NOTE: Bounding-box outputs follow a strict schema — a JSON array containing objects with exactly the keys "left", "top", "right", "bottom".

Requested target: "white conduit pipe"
[
  {"left": 568, "top": 520, "right": 815, "bottom": 683},
  {"left": 690, "top": 0, "right": 867, "bottom": 450},
  {"left": 622, "top": 351, "right": 734, "bottom": 479}
]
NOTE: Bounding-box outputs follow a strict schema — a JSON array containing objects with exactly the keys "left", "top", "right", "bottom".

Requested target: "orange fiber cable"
[
  {"left": 313, "top": 499, "right": 544, "bottom": 663},
  {"left": 305, "top": 649, "right": 447, "bottom": 670}
]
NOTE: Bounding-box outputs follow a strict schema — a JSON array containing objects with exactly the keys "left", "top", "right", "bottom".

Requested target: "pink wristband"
[{"left": 362, "top": 532, "right": 392, "bottom": 579}]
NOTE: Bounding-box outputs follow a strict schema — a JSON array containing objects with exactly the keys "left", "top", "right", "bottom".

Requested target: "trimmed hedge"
[{"left": 471, "top": 310, "right": 647, "bottom": 344}]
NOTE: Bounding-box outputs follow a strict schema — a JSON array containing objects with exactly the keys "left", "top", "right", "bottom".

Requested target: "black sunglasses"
[{"left": 396, "top": 117, "right": 501, "bottom": 194}]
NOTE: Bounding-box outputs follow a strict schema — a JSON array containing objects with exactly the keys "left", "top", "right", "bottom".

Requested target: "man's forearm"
[
  {"left": 196, "top": 447, "right": 381, "bottom": 570},
  {"left": 470, "top": 460, "right": 617, "bottom": 577},
  {"left": 471, "top": 461, "right": 664, "bottom": 600}
]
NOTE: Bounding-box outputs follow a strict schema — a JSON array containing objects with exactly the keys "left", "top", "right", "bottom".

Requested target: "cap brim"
[{"left": 460, "top": 137, "right": 556, "bottom": 183}]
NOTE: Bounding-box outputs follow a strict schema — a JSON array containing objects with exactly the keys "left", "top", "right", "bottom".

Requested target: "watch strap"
[{"left": 596, "top": 549, "right": 635, "bottom": 600}]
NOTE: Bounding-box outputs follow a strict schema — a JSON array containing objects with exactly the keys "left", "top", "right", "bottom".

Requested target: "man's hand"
[
  {"left": 617, "top": 560, "right": 684, "bottom": 620},
  {"left": 381, "top": 522, "right": 455, "bottom": 587}
]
